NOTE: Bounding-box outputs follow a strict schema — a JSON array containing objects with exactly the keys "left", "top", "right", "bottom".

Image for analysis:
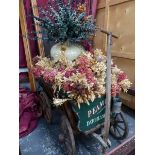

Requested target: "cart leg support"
[{"left": 92, "top": 133, "right": 111, "bottom": 149}]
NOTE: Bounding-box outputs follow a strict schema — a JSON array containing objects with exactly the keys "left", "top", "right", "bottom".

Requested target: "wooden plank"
[
  {"left": 97, "top": 0, "right": 133, "bottom": 9},
  {"left": 95, "top": 0, "right": 135, "bottom": 109},
  {"left": 121, "top": 93, "right": 135, "bottom": 109},
  {"left": 19, "top": 0, "right": 36, "bottom": 91},
  {"left": 108, "top": 136, "right": 135, "bottom": 154},
  {"left": 31, "top": 0, "right": 45, "bottom": 57},
  {"left": 112, "top": 57, "right": 135, "bottom": 86},
  {"left": 97, "top": 1, "right": 106, "bottom": 9},
  {"left": 94, "top": 8, "right": 105, "bottom": 51},
  {"left": 109, "top": 0, "right": 134, "bottom": 7},
  {"left": 113, "top": 57, "right": 135, "bottom": 79},
  {"left": 127, "top": 88, "right": 135, "bottom": 96},
  {"left": 112, "top": 51, "right": 135, "bottom": 59},
  {"left": 109, "top": 0, "right": 135, "bottom": 60}
]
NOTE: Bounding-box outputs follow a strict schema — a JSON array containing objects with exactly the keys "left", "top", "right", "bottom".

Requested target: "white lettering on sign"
[
  {"left": 88, "top": 110, "right": 92, "bottom": 118},
  {"left": 86, "top": 114, "right": 105, "bottom": 127},
  {"left": 88, "top": 100, "right": 105, "bottom": 118}
]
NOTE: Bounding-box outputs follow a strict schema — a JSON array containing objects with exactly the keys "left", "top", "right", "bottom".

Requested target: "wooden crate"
[{"left": 94, "top": 0, "right": 135, "bottom": 109}]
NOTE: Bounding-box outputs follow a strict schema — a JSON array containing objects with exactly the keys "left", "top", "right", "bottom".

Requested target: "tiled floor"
[{"left": 20, "top": 107, "right": 135, "bottom": 155}]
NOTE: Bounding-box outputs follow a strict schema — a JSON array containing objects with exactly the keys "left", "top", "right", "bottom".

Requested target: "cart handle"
[{"left": 96, "top": 27, "right": 119, "bottom": 39}]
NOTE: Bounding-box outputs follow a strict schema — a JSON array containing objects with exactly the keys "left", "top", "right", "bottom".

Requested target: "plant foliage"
[{"left": 31, "top": 0, "right": 96, "bottom": 43}]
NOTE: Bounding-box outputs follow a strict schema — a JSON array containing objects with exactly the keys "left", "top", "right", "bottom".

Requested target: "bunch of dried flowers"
[{"left": 32, "top": 49, "right": 131, "bottom": 108}]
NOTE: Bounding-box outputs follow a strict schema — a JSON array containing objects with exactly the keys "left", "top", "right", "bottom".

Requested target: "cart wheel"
[
  {"left": 59, "top": 114, "right": 76, "bottom": 155},
  {"left": 110, "top": 112, "right": 128, "bottom": 140},
  {"left": 39, "top": 91, "right": 52, "bottom": 123}
]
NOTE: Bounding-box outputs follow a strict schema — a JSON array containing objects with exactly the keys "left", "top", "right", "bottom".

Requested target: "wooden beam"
[
  {"left": 98, "top": 27, "right": 119, "bottom": 38},
  {"left": 109, "top": 0, "right": 134, "bottom": 7},
  {"left": 98, "top": 0, "right": 133, "bottom": 9},
  {"left": 103, "top": 0, "right": 110, "bottom": 51},
  {"left": 108, "top": 136, "right": 135, "bottom": 154},
  {"left": 112, "top": 51, "right": 135, "bottom": 59},
  {"left": 19, "top": 0, "right": 36, "bottom": 91},
  {"left": 97, "top": 0, "right": 106, "bottom": 9},
  {"left": 31, "top": 0, "right": 45, "bottom": 57}
]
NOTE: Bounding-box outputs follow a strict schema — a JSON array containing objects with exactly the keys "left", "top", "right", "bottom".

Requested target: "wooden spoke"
[
  {"left": 116, "top": 113, "right": 122, "bottom": 121},
  {"left": 111, "top": 125, "right": 115, "bottom": 132},
  {"left": 113, "top": 125, "right": 116, "bottom": 134},
  {"left": 117, "top": 124, "right": 125, "bottom": 131},
  {"left": 115, "top": 127, "right": 122, "bottom": 137},
  {"left": 116, "top": 120, "right": 124, "bottom": 124},
  {"left": 114, "top": 113, "right": 118, "bottom": 119}
]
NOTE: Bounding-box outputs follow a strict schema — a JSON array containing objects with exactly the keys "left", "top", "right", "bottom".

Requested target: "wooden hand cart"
[
  {"left": 38, "top": 88, "right": 128, "bottom": 155},
  {"left": 37, "top": 32, "right": 128, "bottom": 155},
  {"left": 19, "top": 1, "right": 129, "bottom": 154}
]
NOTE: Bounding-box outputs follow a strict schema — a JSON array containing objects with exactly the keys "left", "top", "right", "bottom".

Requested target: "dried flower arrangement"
[
  {"left": 29, "top": 1, "right": 131, "bottom": 108},
  {"left": 32, "top": 49, "right": 132, "bottom": 108},
  {"left": 31, "top": 0, "right": 96, "bottom": 44}
]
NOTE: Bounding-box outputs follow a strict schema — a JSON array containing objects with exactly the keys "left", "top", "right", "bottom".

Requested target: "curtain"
[
  {"left": 19, "top": 21, "right": 27, "bottom": 68},
  {"left": 19, "top": 0, "right": 46, "bottom": 68}
]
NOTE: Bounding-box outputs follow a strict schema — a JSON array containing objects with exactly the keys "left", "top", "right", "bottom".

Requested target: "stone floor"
[{"left": 20, "top": 106, "right": 135, "bottom": 155}]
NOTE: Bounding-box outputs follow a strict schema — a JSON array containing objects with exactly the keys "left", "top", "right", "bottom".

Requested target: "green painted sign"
[{"left": 72, "top": 96, "right": 106, "bottom": 132}]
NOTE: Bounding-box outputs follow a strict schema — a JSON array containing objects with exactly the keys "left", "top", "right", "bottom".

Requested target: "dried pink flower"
[
  {"left": 111, "top": 83, "right": 121, "bottom": 97},
  {"left": 76, "top": 55, "right": 90, "bottom": 67},
  {"left": 32, "top": 66, "right": 44, "bottom": 78},
  {"left": 58, "top": 66, "right": 65, "bottom": 72},
  {"left": 63, "top": 82, "right": 73, "bottom": 92},
  {"left": 118, "top": 71, "right": 127, "bottom": 82},
  {"left": 85, "top": 69, "right": 96, "bottom": 84},
  {"left": 43, "top": 69, "right": 57, "bottom": 82},
  {"left": 65, "top": 68, "right": 76, "bottom": 78}
]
